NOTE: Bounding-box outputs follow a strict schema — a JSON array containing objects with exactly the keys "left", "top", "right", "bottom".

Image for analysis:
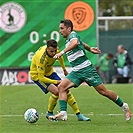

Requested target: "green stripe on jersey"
[{"left": 65, "top": 31, "right": 91, "bottom": 71}]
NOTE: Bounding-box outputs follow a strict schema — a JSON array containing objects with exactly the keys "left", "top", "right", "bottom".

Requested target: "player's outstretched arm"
[
  {"left": 90, "top": 47, "right": 101, "bottom": 54},
  {"left": 58, "top": 56, "right": 69, "bottom": 76},
  {"left": 54, "top": 39, "right": 78, "bottom": 59},
  {"left": 82, "top": 42, "right": 101, "bottom": 54}
]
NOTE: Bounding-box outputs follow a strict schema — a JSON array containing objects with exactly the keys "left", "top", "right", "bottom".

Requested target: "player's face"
[
  {"left": 46, "top": 46, "right": 57, "bottom": 57},
  {"left": 59, "top": 23, "right": 70, "bottom": 39}
]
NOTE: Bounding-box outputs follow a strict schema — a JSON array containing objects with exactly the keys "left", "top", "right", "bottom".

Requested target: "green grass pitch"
[{"left": 0, "top": 84, "right": 133, "bottom": 133}]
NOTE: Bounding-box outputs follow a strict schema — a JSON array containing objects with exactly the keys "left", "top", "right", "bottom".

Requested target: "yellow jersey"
[{"left": 30, "top": 45, "right": 66, "bottom": 84}]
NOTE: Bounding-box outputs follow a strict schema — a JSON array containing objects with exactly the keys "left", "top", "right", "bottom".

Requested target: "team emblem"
[{"left": 0, "top": 2, "right": 27, "bottom": 33}]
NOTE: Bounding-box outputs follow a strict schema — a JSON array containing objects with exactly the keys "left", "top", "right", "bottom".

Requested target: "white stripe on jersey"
[
  {"left": 65, "top": 37, "right": 78, "bottom": 48},
  {"left": 72, "top": 60, "right": 91, "bottom": 71},
  {"left": 67, "top": 50, "right": 85, "bottom": 62}
]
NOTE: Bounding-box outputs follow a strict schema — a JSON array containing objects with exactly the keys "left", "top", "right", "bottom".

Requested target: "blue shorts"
[{"left": 33, "top": 72, "right": 61, "bottom": 94}]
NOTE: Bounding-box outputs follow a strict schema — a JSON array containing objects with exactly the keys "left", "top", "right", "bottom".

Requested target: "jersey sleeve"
[
  {"left": 57, "top": 48, "right": 66, "bottom": 71},
  {"left": 37, "top": 60, "right": 58, "bottom": 84},
  {"left": 69, "top": 32, "right": 79, "bottom": 41},
  {"left": 58, "top": 56, "right": 66, "bottom": 71}
]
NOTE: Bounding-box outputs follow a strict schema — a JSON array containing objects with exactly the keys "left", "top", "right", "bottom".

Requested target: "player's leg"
[
  {"left": 50, "top": 78, "right": 74, "bottom": 121},
  {"left": 45, "top": 73, "right": 61, "bottom": 120},
  {"left": 47, "top": 72, "right": 75, "bottom": 121},
  {"left": 51, "top": 72, "right": 83, "bottom": 121},
  {"left": 84, "top": 65, "right": 131, "bottom": 121},
  {"left": 67, "top": 91, "right": 90, "bottom": 121},
  {"left": 94, "top": 83, "right": 121, "bottom": 103},
  {"left": 44, "top": 72, "right": 87, "bottom": 121},
  {"left": 47, "top": 88, "right": 90, "bottom": 121},
  {"left": 45, "top": 72, "right": 71, "bottom": 121},
  {"left": 94, "top": 83, "right": 132, "bottom": 121},
  {"left": 46, "top": 94, "right": 58, "bottom": 120},
  {"left": 33, "top": 80, "right": 59, "bottom": 121},
  {"left": 44, "top": 84, "right": 59, "bottom": 121},
  {"left": 33, "top": 80, "right": 58, "bottom": 95}
]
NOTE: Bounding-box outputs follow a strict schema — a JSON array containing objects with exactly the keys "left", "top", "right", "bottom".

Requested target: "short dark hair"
[
  {"left": 60, "top": 19, "right": 73, "bottom": 31},
  {"left": 46, "top": 39, "right": 57, "bottom": 48},
  {"left": 108, "top": 53, "right": 114, "bottom": 58}
]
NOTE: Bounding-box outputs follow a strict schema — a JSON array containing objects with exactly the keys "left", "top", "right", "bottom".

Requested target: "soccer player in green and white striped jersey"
[{"left": 49, "top": 19, "right": 131, "bottom": 122}]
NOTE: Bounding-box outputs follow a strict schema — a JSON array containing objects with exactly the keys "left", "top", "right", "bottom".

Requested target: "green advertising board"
[{"left": 0, "top": 0, "right": 97, "bottom": 67}]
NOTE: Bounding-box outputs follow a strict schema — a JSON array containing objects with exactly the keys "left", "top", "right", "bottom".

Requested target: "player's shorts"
[
  {"left": 33, "top": 72, "right": 61, "bottom": 94},
  {"left": 66, "top": 65, "right": 102, "bottom": 87}
]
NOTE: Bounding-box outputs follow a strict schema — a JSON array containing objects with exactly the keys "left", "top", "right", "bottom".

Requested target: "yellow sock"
[
  {"left": 67, "top": 91, "right": 80, "bottom": 114},
  {"left": 47, "top": 94, "right": 58, "bottom": 113}
]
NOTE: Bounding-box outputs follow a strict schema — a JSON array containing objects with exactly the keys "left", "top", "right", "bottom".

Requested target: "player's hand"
[
  {"left": 53, "top": 52, "right": 62, "bottom": 59},
  {"left": 63, "top": 70, "right": 69, "bottom": 76},
  {"left": 57, "top": 80, "right": 62, "bottom": 84},
  {"left": 90, "top": 47, "right": 101, "bottom": 54}
]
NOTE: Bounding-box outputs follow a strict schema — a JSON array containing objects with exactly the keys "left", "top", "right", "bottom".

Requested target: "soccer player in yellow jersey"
[{"left": 30, "top": 39, "right": 90, "bottom": 121}]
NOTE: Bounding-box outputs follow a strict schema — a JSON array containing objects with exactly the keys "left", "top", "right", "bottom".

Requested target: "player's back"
[{"left": 30, "top": 46, "right": 47, "bottom": 80}]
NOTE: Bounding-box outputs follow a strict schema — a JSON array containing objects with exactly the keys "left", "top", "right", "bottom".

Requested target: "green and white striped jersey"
[{"left": 65, "top": 31, "right": 91, "bottom": 71}]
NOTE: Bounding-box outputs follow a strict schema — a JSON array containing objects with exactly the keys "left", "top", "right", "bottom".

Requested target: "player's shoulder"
[
  {"left": 41, "top": 45, "right": 47, "bottom": 50},
  {"left": 70, "top": 31, "right": 77, "bottom": 35},
  {"left": 36, "top": 45, "right": 46, "bottom": 53},
  {"left": 35, "top": 45, "right": 46, "bottom": 59},
  {"left": 69, "top": 31, "right": 78, "bottom": 38}
]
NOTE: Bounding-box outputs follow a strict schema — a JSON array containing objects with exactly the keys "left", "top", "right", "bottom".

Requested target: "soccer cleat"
[
  {"left": 77, "top": 114, "right": 91, "bottom": 121},
  {"left": 121, "top": 103, "right": 132, "bottom": 121},
  {"left": 46, "top": 112, "right": 57, "bottom": 122},
  {"left": 49, "top": 111, "right": 67, "bottom": 121}
]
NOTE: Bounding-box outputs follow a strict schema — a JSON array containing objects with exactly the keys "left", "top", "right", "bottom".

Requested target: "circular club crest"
[
  {"left": 65, "top": 1, "right": 94, "bottom": 31},
  {"left": 0, "top": 2, "right": 27, "bottom": 33}
]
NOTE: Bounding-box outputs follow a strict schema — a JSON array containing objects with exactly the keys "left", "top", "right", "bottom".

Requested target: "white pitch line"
[{"left": 0, "top": 114, "right": 130, "bottom": 117}]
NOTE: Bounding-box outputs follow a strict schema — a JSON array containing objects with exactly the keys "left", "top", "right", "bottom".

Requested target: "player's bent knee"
[{"left": 58, "top": 85, "right": 67, "bottom": 93}]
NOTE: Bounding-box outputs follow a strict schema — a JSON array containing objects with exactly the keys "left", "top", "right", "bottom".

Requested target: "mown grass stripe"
[{"left": 0, "top": 114, "right": 126, "bottom": 117}]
